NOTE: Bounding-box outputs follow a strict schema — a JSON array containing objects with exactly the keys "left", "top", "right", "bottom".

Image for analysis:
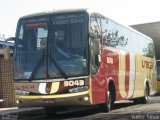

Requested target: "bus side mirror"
[
  {"left": 3, "top": 37, "right": 15, "bottom": 60},
  {"left": 89, "top": 32, "right": 100, "bottom": 55}
]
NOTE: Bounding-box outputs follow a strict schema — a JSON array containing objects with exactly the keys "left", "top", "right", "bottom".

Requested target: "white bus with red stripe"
[{"left": 9, "top": 9, "right": 156, "bottom": 114}]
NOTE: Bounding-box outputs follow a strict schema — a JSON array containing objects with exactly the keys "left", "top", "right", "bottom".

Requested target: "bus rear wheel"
[
  {"left": 133, "top": 84, "right": 150, "bottom": 104},
  {"left": 140, "top": 84, "right": 150, "bottom": 104}
]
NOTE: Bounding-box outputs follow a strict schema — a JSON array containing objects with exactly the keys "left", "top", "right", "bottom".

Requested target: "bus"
[
  {"left": 0, "top": 40, "right": 14, "bottom": 56},
  {"left": 156, "top": 60, "right": 160, "bottom": 92},
  {"left": 8, "top": 9, "right": 156, "bottom": 114}
]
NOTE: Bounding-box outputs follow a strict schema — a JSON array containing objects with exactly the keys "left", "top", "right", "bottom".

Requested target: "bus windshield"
[{"left": 13, "top": 13, "right": 89, "bottom": 80}]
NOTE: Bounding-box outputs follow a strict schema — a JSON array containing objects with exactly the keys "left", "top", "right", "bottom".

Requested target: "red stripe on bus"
[{"left": 125, "top": 53, "right": 130, "bottom": 96}]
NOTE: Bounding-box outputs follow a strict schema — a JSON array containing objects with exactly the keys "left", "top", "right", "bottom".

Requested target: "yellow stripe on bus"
[
  {"left": 119, "top": 50, "right": 127, "bottom": 98},
  {"left": 50, "top": 82, "right": 60, "bottom": 94},
  {"left": 16, "top": 90, "right": 89, "bottom": 99}
]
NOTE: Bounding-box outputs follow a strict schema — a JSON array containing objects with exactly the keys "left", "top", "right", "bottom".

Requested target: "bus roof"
[
  {"left": 19, "top": 8, "right": 153, "bottom": 49},
  {"left": 20, "top": 9, "right": 151, "bottom": 38},
  {"left": 20, "top": 9, "right": 88, "bottom": 19}
]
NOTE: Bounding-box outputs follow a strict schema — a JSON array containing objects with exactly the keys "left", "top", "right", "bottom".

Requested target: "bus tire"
[
  {"left": 133, "top": 84, "right": 150, "bottom": 104},
  {"left": 106, "top": 91, "right": 112, "bottom": 112},
  {"left": 140, "top": 84, "right": 150, "bottom": 104},
  {"left": 100, "top": 90, "right": 114, "bottom": 112}
]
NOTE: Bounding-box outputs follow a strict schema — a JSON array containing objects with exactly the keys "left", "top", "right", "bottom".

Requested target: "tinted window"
[
  {"left": 101, "top": 16, "right": 129, "bottom": 49},
  {"left": 90, "top": 13, "right": 102, "bottom": 42},
  {"left": 101, "top": 15, "right": 155, "bottom": 58}
]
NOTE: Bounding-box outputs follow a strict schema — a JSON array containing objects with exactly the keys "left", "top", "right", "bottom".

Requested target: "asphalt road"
[{"left": 1, "top": 93, "right": 160, "bottom": 120}]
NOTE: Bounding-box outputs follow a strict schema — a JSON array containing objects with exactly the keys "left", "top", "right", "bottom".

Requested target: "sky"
[{"left": 0, "top": 0, "right": 160, "bottom": 38}]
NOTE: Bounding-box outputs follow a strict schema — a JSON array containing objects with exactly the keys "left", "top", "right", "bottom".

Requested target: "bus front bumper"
[{"left": 16, "top": 91, "right": 91, "bottom": 107}]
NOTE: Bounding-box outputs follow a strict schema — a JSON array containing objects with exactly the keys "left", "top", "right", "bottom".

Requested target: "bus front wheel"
[
  {"left": 105, "top": 91, "right": 112, "bottom": 112},
  {"left": 100, "top": 90, "right": 114, "bottom": 112}
]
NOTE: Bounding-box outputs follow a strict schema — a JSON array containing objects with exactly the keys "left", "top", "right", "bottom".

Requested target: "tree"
[{"left": 103, "top": 30, "right": 128, "bottom": 47}]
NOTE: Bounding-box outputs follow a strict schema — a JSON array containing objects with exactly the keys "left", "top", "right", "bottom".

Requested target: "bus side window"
[{"left": 90, "top": 13, "right": 101, "bottom": 74}]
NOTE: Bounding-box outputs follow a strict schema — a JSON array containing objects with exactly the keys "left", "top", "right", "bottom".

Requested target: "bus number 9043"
[{"left": 64, "top": 80, "right": 84, "bottom": 87}]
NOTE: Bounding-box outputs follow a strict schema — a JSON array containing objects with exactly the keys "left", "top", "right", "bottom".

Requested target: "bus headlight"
[
  {"left": 68, "top": 86, "right": 88, "bottom": 93},
  {"left": 15, "top": 90, "right": 30, "bottom": 95}
]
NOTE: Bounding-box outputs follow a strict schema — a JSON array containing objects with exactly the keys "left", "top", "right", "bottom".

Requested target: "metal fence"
[{"left": 0, "top": 57, "right": 16, "bottom": 107}]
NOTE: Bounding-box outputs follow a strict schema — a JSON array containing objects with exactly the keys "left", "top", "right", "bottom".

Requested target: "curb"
[{"left": 0, "top": 107, "right": 45, "bottom": 120}]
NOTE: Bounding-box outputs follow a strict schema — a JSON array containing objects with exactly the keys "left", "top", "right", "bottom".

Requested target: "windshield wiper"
[
  {"left": 29, "top": 48, "right": 68, "bottom": 80},
  {"left": 29, "top": 49, "right": 45, "bottom": 81},
  {"left": 49, "top": 55, "right": 68, "bottom": 79}
]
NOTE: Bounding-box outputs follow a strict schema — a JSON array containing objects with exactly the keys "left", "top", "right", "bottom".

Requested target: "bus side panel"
[
  {"left": 118, "top": 52, "right": 156, "bottom": 100},
  {"left": 118, "top": 50, "right": 133, "bottom": 100},
  {"left": 91, "top": 47, "right": 120, "bottom": 104},
  {"left": 133, "top": 55, "right": 157, "bottom": 98},
  {"left": 133, "top": 55, "right": 145, "bottom": 98},
  {"left": 157, "top": 80, "right": 160, "bottom": 92}
]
